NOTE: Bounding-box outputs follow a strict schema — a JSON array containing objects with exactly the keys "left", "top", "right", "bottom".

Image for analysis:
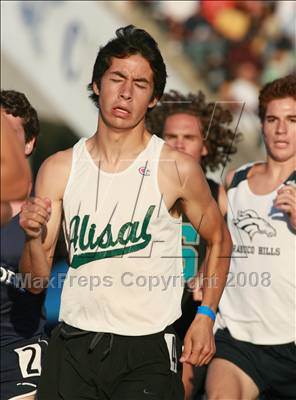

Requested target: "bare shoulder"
[
  {"left": 159, "top": 144, "right": 208, "bottom": 209},
  {"left": 225, "top": 162, "right": 265, "bottom": 188},
  {"left": 39, "top": 148, "right": 73, "bottom": 172},
  {"left": 247, "top": 162, "right": 266, "bottom": 178},
  {"left": 160, "top": 143, "right": 203, "bottom": 182},
  {"left": 35, "top": 148, "right": 73, "bottom": 199}
]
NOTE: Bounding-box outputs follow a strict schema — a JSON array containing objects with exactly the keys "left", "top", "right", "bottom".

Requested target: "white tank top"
[
  {"left": 216, "top": 163, "right": 296, "bottom": 344},
  {"left": 60, "top": 135, "right": 183, "bottom": 335}
]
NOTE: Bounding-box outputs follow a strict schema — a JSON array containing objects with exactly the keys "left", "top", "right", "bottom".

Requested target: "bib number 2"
[{"left": 14, "top": 343, "right": 42, "bottom": 378}]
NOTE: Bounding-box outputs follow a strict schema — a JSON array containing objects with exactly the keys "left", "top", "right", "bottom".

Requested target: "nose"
[
  {"left": 174, "top": 138, "right": 185, "bottom": 151},
  {"left": 120, "top": 81, "right": 132, "bottom": 101},
  {"left": 276, "top": 119, "right": 287, "bottom": 134}
]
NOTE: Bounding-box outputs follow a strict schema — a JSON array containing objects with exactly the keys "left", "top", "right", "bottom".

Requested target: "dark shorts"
[
  {"left": 38, "top": 322, "right": 184, "bottom": 400},
  {"left": 1, "top": 335, "right": 48, "bottom": 400},
  {"left": 214, "top": 328, "right": 296, "bottom": 400}
]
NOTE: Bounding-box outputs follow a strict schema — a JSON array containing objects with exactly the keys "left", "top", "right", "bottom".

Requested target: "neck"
[
  {"left": 90, "top": 118, "right": 151, "bottom": 164},
  {"left": 264, "top": 155, "right": 295, "bottom": 181}
]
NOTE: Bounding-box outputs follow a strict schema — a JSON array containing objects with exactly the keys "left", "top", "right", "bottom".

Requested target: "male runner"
[
  {"left": 0, "top": 90, "right": 47, "bottom": 400},
  {"left": 19, "top": 25, "right": 232, "bottom": 400},
  {"left": 147, "top": 90, "right": 239, "bottom": 399},
  {"left": 206, "top": 74, "right": 296, "bottom": 399}
]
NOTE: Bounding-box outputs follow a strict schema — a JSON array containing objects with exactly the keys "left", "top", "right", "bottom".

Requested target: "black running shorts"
[
  {"left": 37, "top": 322, "right": 184, "bottom": 400},
  {"left": 1, "top": 335, "right": 48, "bottom": 400},
  {"left": 214, "top": 328, "right": 296, "bottom": 399}
]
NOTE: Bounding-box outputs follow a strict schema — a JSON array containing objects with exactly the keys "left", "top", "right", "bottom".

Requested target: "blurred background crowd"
[
  {"left": 2, "top": 0, "right": 295, "bottom": 179},
  {"left": 114, "top": 0, "right": 295, "bottom": 169},
  {"left": 137, "top": 0, "right": 295, "bottom": 93}
]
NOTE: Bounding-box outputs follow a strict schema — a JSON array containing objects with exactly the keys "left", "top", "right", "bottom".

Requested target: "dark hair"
[
  {"left": 0, "top": 90, "right": 40, "bottom": 146},
  {"left": 88, "top": 25, "right": 167, "bottom": 107},
  {"left": 146, "top": 90, "right": 241, "bottom": 172},
  {"left": 259, "top": 74, "right": 296, "bottom": 123}
]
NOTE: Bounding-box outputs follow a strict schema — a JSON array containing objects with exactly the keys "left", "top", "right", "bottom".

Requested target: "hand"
[
  {"left": 19, "top": 197, "right": 51, "bottom": 239},
  {"left": 275, "top": 184, "right": 296, "bottom": 229},
  {"left": 180, "top": 313, "right": 215, "bottom": 366}
]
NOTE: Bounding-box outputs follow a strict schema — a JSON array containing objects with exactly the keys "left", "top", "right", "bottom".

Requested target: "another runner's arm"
[
  {"left": 19, "top": 150, "right": 72, "bottom": 293},
  {"left": 225, "top": 169, "right": 235, "bottom": 189},
  {"left": 275, "top": 183, "right": 296, "bottom": 230},
  {"left": 217, "top": 184, "right": 228, "bottom": 217}
]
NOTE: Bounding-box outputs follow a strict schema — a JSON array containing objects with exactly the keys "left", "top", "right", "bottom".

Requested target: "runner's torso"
[{"left": 60, "top": 135, "right": 183, "bottom": 335}]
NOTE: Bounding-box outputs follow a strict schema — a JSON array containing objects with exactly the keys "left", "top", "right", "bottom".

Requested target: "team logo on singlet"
[
  {"left": 233, "top": 209, "right": 276, "bottom": 241},
  {"left": 138, "top": 166, "right": 151, "bottom": 176},
  {"left": 69, "top": 205, "right": 156, "bottom": 268}
]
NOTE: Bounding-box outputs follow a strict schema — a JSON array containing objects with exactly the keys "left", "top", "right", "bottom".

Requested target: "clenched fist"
[
  {"left": 20, "top": 197, "right": 51, "bottom": 239},
  {"left": 275, "top": 184, "right": 296, "bottom": 229}
]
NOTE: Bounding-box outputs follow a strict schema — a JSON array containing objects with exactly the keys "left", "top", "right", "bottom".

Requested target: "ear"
[
  {"left": 93, "top": 82, "right": 100, "bottom": 96},
  {"left": 25, "top": 138, "right": 36, "bottom": 156},
  {"left": 201, "top": 143, "right": 208, "bottom": 157},
  {"left": 148, "top": 97, "right": 158, "bottom": 109}
]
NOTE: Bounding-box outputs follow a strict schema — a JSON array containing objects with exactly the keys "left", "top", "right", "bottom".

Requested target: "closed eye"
[
  {"left": 266, "top": 117, "right": 276, "bottom": 123},
  {"left": 164, "top": 134, "right": 177, "bottom": 140},
  {"left": 184, "top": 135, "right": 197, "bottom": 141},
  {"left": 135, "top": 83, "right": 147, "bottom": 89}
]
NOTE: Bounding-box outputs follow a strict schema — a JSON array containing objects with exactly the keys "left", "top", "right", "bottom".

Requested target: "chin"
[{"left": 269, "top": 152, "right": 295, "bottom": 163}]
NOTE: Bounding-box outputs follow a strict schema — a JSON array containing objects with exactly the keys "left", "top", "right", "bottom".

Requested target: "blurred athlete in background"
[
  {"left": 147, "top": 90, "right": 239, "bottom": 399},
  {"left": 1, "top": 109, "right": 31, "bottom": 225},
  {"left": 0, "top": 90, "right": 47, "bottom": 400},
  {"left": 206, "top": 75, "right": 296, "bottom": 400}
]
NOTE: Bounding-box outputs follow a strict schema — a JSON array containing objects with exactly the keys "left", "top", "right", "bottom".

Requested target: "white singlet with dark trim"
[
  {"left": 215, "top": 163, "right": 296, "bottom": 345},
  {"left": 60, "top": 135, "right": 183, "bottom": 335}
]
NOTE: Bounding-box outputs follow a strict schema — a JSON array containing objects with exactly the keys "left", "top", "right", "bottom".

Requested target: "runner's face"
[
  {"left": 263, "top": 97, "right": 296, "bottom": 162},
  {"left": 163, "top": 113, "right": 208, "bottom": 162},
  {"left": 95, "top": 54, "right": 157, "bottom": 131}
]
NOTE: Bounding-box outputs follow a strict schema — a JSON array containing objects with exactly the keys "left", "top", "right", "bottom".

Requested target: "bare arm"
[
  {"left": 169, "top": 153, "right": 232, "bottom": 366},
  {"left": 1, "top": 202, "right": 13, "bottom": 226},
  {"left": 19, "top": 150, "right": 72, "bottom": 293},
  {"left": 217, "top": 184, "right": 228, "bottom": 217},
  {"left": 193, "top": 183, "right": 228, "bottom": 301},
  {"left": 180, "top": 159, "right": 232, "bottom": 314},
  {"left": 224, "top": 169, "right": 235, "bottom": 190},
  {"left": 275, "top": 184, "right": 296, "bottom": 230}
]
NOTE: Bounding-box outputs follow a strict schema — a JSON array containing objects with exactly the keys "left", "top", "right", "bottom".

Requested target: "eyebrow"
[
  {"left": 266, "top": 114, "right": 296, "bottom": 118},
  {"left": 164, "top": 132, "right": 198, "bottom": 137},
  {"left": 110, "top": 71, "right": 150, "bottom": 84}
]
